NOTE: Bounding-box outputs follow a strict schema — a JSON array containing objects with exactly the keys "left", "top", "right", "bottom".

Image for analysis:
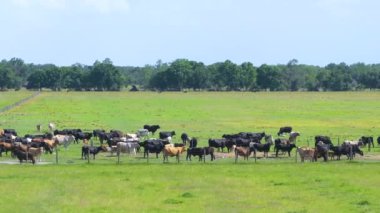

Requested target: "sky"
[{"left": 0, "top": 0, "right": 379, "bottom": 67}]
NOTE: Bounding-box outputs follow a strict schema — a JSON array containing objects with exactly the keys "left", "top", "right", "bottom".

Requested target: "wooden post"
[
  {"left": 254, "top": 149, "right": 257, "bottom": 163},
  {"left": 203, "top": 148, "right": 206, "bottom": 163},
  {"left": 295, "top": 148, "right": 298, "bottom": 163},
  {"left": 26, "top": 145, "right": 29, "bottom": 164},
  {"left": 337, "top": 137, "right": 340, "bottom": 146},
  {"left": 117, "top": 147, "right": 120, "bottom": 164}
]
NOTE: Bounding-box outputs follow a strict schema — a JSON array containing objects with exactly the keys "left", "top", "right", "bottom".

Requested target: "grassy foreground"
[
  {"left": 1, "top": 162, "right": 379, "bottom": 213},
  {"left": 0, "top": 91, "right": 380, "bottom": 212}
]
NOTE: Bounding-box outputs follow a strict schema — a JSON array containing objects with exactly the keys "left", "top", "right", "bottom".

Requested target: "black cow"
[
  {"left": 314, "top": 135, "right": 333, "bottom": 146},
  {"left": 81, "top": 145, "right": 105, "bottom": 160},
  {"left": 186, "top": 147, "right": 215, "bottom": 161},
  {"left": 250, "top": 142, "right": 272, "bottom": 158},
  {"left": 189, "top": 138, "right": 198, "bottom": 148},
  {"left": 360, "top": 136, "right": 374, "bottom": 151},
  {"left": 159, "top": 131, "right": 176, "bottom": 140},
  {"left": 330, "top": 143, "right": 362, "bottom": 160},
  {"left": 4, "top": 129, "right": 17, "bottom": 136},
  {"left": 110, "top": 130, "right": 123, "bottom": 138},
  {"left": 181, "top": 133, "right": 190, "bottom": 145},
  {"left": 142, "top": 139, "right": 166, "bottom": 158},
  {"left": 208, "top": 139, "right": 226, "bottom": 152},
  {"left": 12, "top": 149, "right": 35, "bottom": 164},
  {"left": 93, "top": 129, "right": 105, "bottom": 139},
  {"left": 314, "top": 141, "right": 330, "bottom": 161},
  {"left": 275, "top": 143, "right": 296, "bottom": 157},
  {"left": 235, "top": 138, "right": 251, "bottom": 147},
  {"left": 238, "top": 132, "right": 266, "bottom": 143},
  {"left": 143, "top": 125, "right": 160, "bottom": 135},
  {"left": 277, "top": 126, "right": 292, "bottom": 136},
  {"left": 76, "top": 132, "right": 93, "bottom": 142}
]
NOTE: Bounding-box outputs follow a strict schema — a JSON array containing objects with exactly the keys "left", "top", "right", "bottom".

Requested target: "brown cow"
[
  {"left": 163, "top": 145, "right": 186, "bottom": 163},
  {"left": 297, "top": 147, "right": 315, "bottom": 162},
  {"left": 233, "top": 145, "right": 251, "bottom": 163}
]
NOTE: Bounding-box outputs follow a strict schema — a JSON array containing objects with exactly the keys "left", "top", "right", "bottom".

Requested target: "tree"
[{"left": 89, "top": 59, "right": 124, "bottom": 91}]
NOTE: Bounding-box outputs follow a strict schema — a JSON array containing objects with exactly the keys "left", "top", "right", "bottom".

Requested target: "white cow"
[
  {"left": 54, "top": 134, "right": 76, "bottom": 149},
  {"left": 116, "top": 142, "right": 140, "bottom": 156}
]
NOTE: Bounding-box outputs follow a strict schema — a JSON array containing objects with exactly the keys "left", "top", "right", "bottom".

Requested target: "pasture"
[{"left": 0, "top": 91, "right": 380, "bottom": 212}]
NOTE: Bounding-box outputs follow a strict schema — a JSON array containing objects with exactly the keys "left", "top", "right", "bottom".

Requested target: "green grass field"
[{"left": 0, "top": 91, "right": 380, "bottom": 212}]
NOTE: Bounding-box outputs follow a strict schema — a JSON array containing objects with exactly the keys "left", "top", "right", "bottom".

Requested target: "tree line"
[{"left": 0, "top": 58, "right": 379, "bottom": 91}]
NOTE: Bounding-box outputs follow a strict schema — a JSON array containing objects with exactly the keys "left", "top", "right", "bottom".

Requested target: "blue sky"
[{"left": 0, "top": 0, "right": 379, "bottom": 66}]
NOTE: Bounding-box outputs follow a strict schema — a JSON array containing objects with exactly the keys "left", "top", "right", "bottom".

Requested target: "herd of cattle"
[{"left": 0, "top": 125, "right": 379, "bottom": 164}]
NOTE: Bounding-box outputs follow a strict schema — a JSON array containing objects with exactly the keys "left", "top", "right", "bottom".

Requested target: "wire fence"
[{"left": 0, "top": 91, "right": 40, "bottom": 113}]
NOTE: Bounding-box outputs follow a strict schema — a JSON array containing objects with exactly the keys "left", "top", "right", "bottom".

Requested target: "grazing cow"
[
  {"left": 181, "top": 133, "right": 190, "bottom": 145},
  {"left": 360, "top": 136, "right": 374, "bottom": 151},
  {"left": 297, "top": 147, "right": 315, "bottom": 162},
  {"left": 233, "top": 145, "right": 251, "bottom": 162},
  {"left": 314, "top": 135, "right": 333, "bottom": 146},
  {"left": 186, "top": 147, "right": 215, "bottom": 161},
  {"left": 81, "top": 145, "right": 106, "bottom": 159},
  {"left": 17, "top": 144, "right": 43, "bottom": 162},
  {"left": 143, "top": 125, "right": 160, "bottom": 135},
  {"left": 163, "top": 146, "right": 186, "bottom": 163},
  {"left": 159, "top": 131, "right": 176, "bottom": 140},
  {"left": 54, "top": 135, "right": 76, "bottom": 149},
  {"left": 277, "top": 126, "right": 292, "bottom": 136},
  {"left": 116, "top": 142, "right": 140, "bottom": 156},
  {"left": 314, "top": 141, "right": 330, "bottom": 162},
  {"left": 189, "top": 138, "right": 198, "bottom": 148},
  {"left": 12, "top": 149, "right": 35, "bottom": 164},
  {"left": 75, "top": 132, "right": 93, "bottom": 143},
  {"left": 208, "top": 138, "right": 226, "bottom": 152},
  {"left": 377, "top": 136, "right": 380, "bottom": 145}
]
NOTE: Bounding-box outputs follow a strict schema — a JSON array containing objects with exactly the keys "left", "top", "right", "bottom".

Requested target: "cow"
[
  {"left": 16, "top": 144, "right": 43, "bottom": 162},
  {"left": 189, "top": 138, "right": 198, "bottom": 148},
  {"left": 314, "top": 135, "right": 333, "bottom": 146},
  {"left": 143, "top": 139, "right": 166, "bottom": 158},
  {"left": 48, "top": 123, "right": 55, "bottom": 132},
  {"left": 360, "top": 136, "right": 374, "bottom": 151},
  {"left": 314, "top": 141, "right": 330, "bottom": 162},
  {"left": 0, "top": 141, "right": 14, "bottom": 156},
  {"left": 208, "top": 138, "right": 226, "bottom": 152},
  {"left": 377, "top": 136, "right": 380, "bottom": 145},
  {"left": 53, "top": 135, "right": 76, "bottom": 149},
  {"left": 143, "top": 125, "right": 160, "bottom": 135},
  {"left": 163, "top": 145, "right": 186, "bottom": 163},
  {"left": 180, "top": 133, "right": 190, "bottom": 145},
  {"left": 186, "top": 147, "right": 215, "bottom": 161},
  {"left": 277, "top": 126, "right": 292, "bottom": 136},
  {"left": 4, "top": 129, "right": 17, "bottom": 136},
  {"left": 81, "top": 145, "right": 106, "bottom": 159},
  {"left": 250, "top": 136, "right": 273, "bottom": 158},
  {"left": 116, "top": 142, "right": 140, "bottom": 156},
  {"left": 75, "top": 132, "right": 93, "bottom": 143},
  {"left": 136, "top": 129, "right": 149, "bottom": 138},
  {"left": 159, "top": 131, "right": 176, "bottom": 140},
  {"left": 12, "top": 148, "right": 35, "bottom": 164},
  {"left": 233, "top": 145, "right": 251, "bottom": 162},
  {"left": 92, "top": 129, "right": 105, "bottom": 140},
  {"left": 297, "top": 147, "right": 315, "bottom": 162},
  {"left": 275, "top": 143, "right": 296, "bottom": 157}
]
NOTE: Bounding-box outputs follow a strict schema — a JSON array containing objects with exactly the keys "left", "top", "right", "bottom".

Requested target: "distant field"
[
  {"left": 0, "top": 91, "right": 380, "bottom": 212},
  {"left": 0, "top": 90, "right": 34, "bottom": 109}
]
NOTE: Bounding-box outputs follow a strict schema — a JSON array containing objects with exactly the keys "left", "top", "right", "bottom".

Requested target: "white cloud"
[{"left": 11, "top": 0, "right": 129, "bottom": 13}]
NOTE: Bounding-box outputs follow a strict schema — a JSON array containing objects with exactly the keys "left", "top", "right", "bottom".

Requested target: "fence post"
[
  {"left": 337, "top": 137, "right": 340, "bottom": 146},
  {"left": 254, "top": 148, "right": 257, "bottom": 163},
  {"left": 295, "top": 147, "right": 298, "bottom": 163},
  {"left": 56, "top": 146, "right": 59, "bottom": 164}
]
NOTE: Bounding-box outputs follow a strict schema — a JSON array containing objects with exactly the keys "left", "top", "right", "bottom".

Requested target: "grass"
[{"left": 0, "top": 91, "right": 380, "bottom": 212}]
